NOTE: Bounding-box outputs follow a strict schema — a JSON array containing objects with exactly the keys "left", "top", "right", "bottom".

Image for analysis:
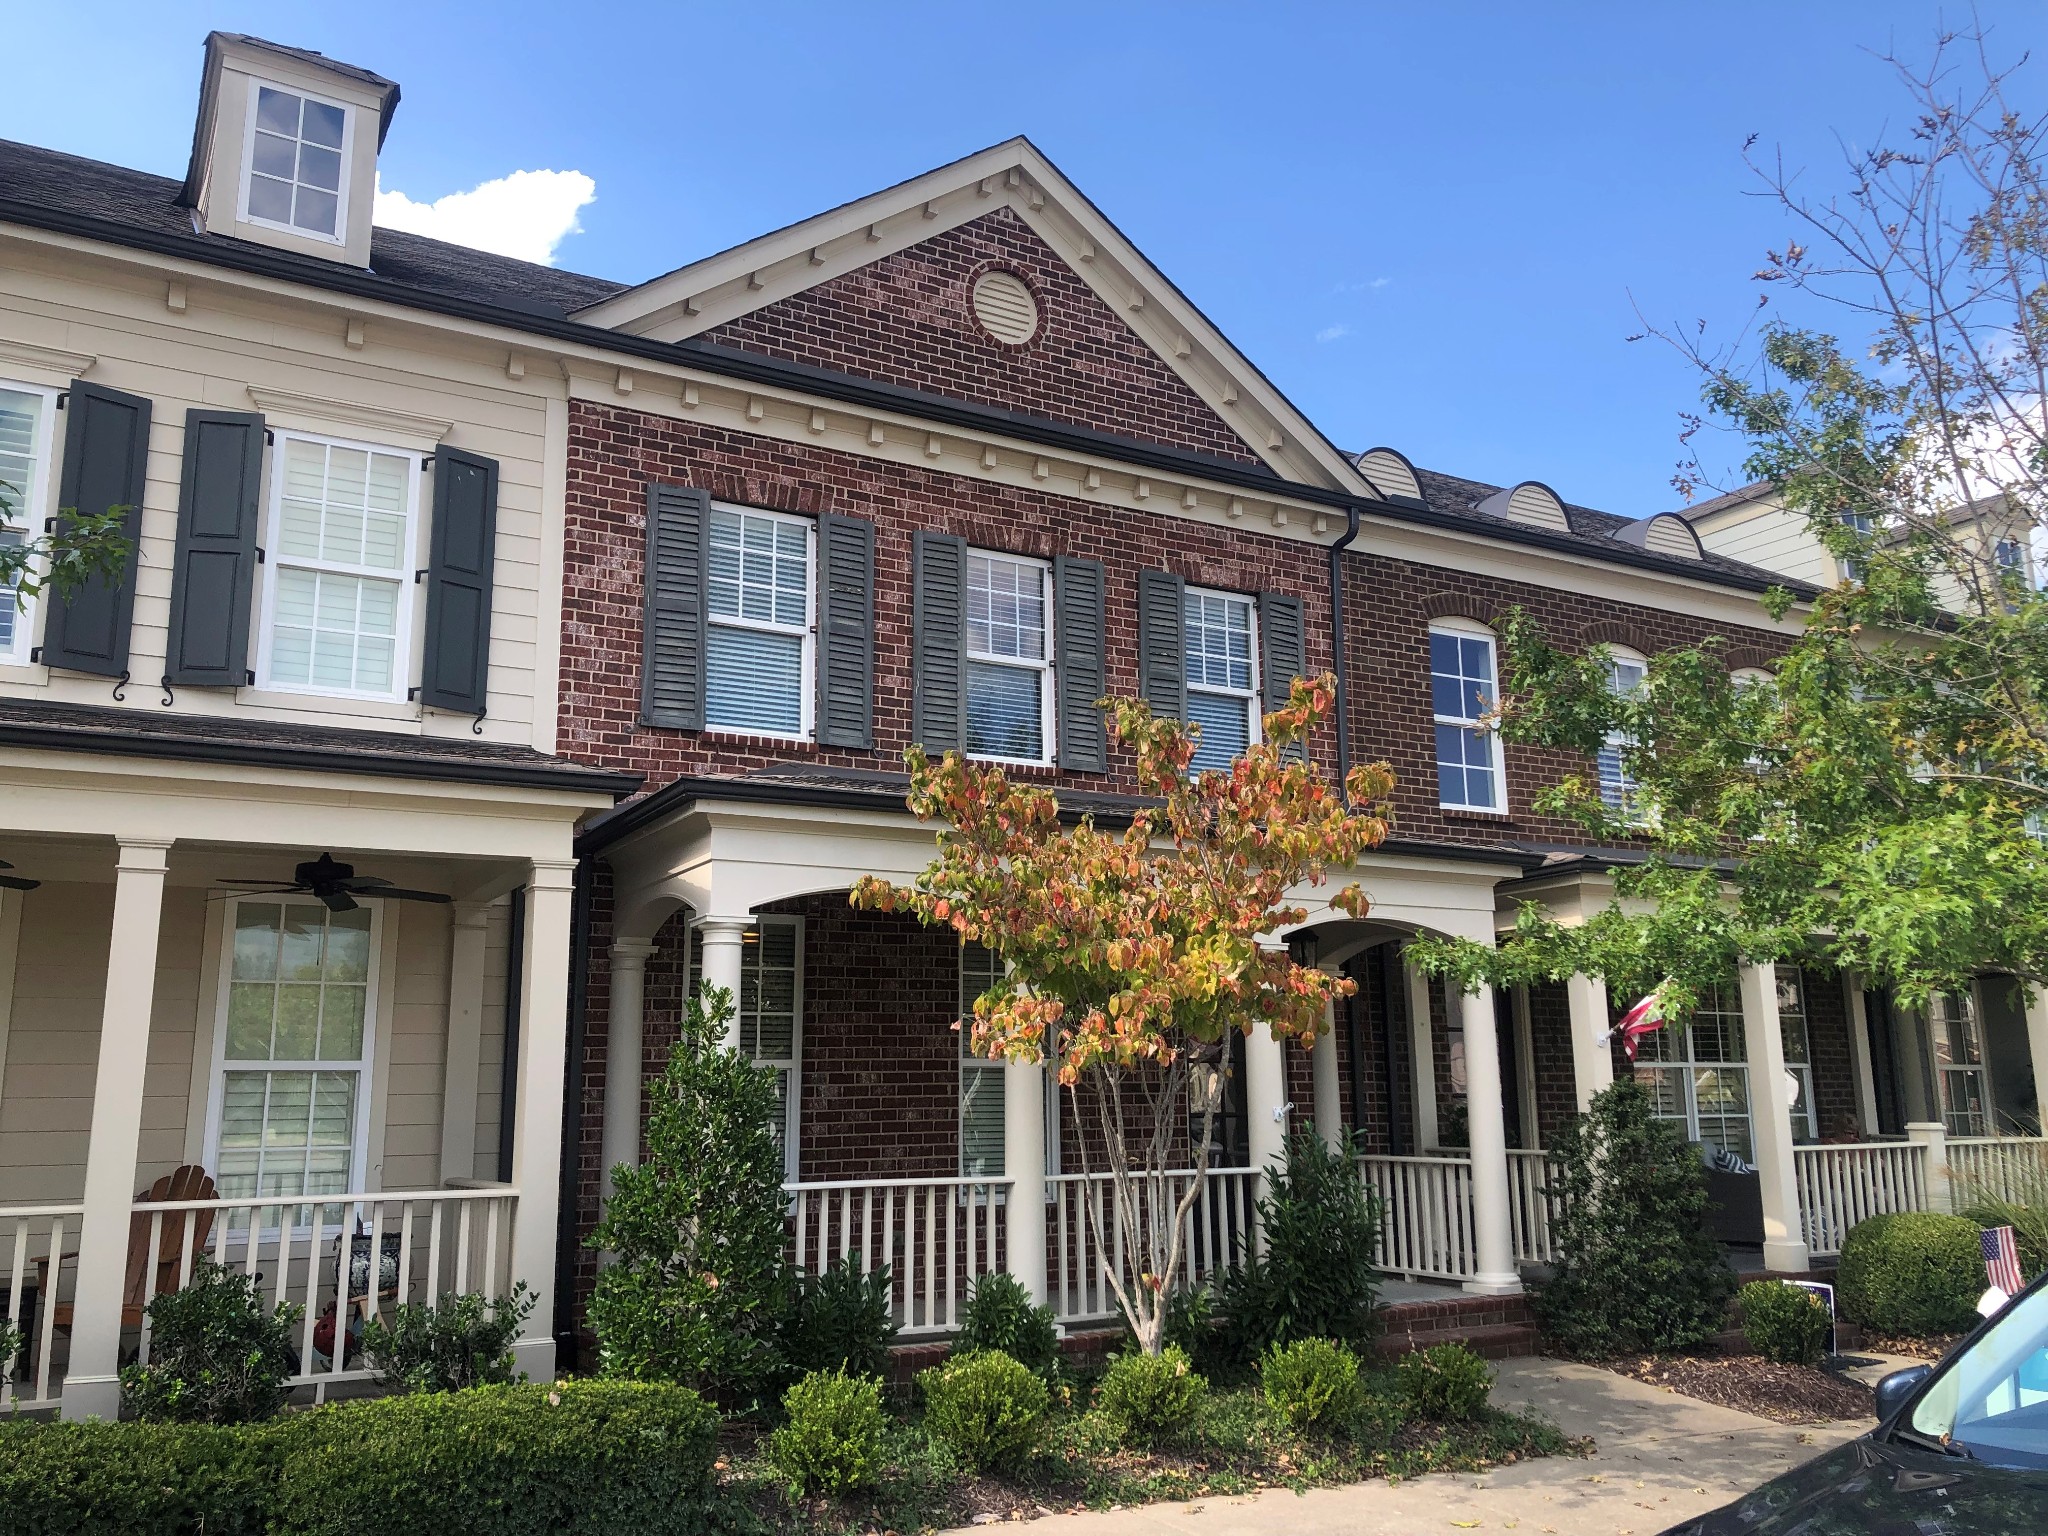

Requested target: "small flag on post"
[
  {"left": 1609, "top": 993, "right": 1666, "bottom": 1061},
  {"left": 1983, "top": 1225, "right": 2025, "bottom": 1297}
]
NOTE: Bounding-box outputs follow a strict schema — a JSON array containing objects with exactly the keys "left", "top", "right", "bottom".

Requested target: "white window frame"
[
  {"left": 1930, "top": 988, "right": 1993, "bottom": 1138},
  {"left": 253, "top": 429, "right": 424, "bottom": 702},
  {"left": 957, "top": 941, "right": 1060, "bottom": 1191},
  {"left": 1183, "top": 585, "right": 1261, "bottom": 773},
  {"left": 1598, "top": 647, "right": 1649, "bottom": 819},
  {"left": 964, "top": 548, "right": 1056, "bottom": 768},
  {"left": 1429, "top": 618, "right": 1507, "bottom": 814},
  {"left": 202, "top": 895, "right": 383, "bottom": 1225},
  {"left": 1776, "top": 966, "right": 1818, "bottom": 1142},
  {"left": 689, "top": 915, "right": 804, "bottom": 1178},
  {"left": 1635, "top": 979, "right": 1754, "bottom": 1164},
  {"left": 704, "top": 502, "right": 816, "bottom": 745},
  {"left": 0, "top": 378, "right": 59, "bottom": 669},
  {"left": 1838, "top": 511, "right": 1875, "bottom": 584},
  {"left": 238, "top": 75, "right": 355, "bottom": 246}
]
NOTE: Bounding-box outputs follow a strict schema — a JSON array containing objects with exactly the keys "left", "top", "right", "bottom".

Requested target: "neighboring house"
[{"left": 3, "top": 33, "right": 2045, "bottom": 1421}]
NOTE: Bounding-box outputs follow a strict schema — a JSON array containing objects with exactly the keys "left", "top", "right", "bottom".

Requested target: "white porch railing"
[
  {"left": 128, "top": 1186, "right": 518, "bottom": 1394},
  {"left": 1794, "top": 1142, "right": 1928, "bottom": 1257},
  {"left": 2, "top": 1203, "right": 83, "bottom": 1412},
  {"left": 1359, "top": 1153, "right": 1478, "bottom": 1282},
  {"left": 787, "top": 1176, "right": 1009, "bottom": 1336},
  {"left": 1045, "top": 1168, "right": 1259, "bottom": 1324},
  {"left": 1506, "top": 1149, "right": 1559, "bottom": 1265},
  {"left": 1949, "top": 1136, "right": 2048, "bottom": 1204}
]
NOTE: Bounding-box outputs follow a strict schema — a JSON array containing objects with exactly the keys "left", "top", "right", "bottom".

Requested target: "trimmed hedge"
[
  {"left": 0, "top": 1380, "right": 719, "bottom": 1536},
  {"left": 1838, "top": 1212, "right": 1986, "bottom": 1337}
]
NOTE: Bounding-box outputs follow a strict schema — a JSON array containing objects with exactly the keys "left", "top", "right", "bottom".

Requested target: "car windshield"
[{"left": 1908, "top": 1281, "right": 2048, "bottom": 1468}]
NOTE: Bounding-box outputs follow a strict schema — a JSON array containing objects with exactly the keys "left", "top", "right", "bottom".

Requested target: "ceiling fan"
[
  {"left": 222, "top": 852, "right": 451, "bottom": 914},
  {"left": 0, "top": 859, "right": 38, "bottom": 893}
]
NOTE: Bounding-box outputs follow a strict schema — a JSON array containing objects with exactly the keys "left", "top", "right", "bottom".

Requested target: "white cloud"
[
  {"left": 374, "top": 169, "right": 596, "bottom": 265},
  {"left": 1331, "top": 277, "right": 1393, "bottom": 294},
  {"left": 1315, "top": 324, "right": 1351, "bottom": 343},
  {"left": 1369, "top": 276, "right": 1392, "bottom": 289}
]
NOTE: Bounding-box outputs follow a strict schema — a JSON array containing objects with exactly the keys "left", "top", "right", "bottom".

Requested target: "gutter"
[{"left": 1328, "top": 505, "right": 1361, "bottom": 799}]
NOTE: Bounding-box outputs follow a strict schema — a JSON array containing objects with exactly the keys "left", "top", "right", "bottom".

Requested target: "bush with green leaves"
[
  {"left": 1739, "top": 1280, "right": 1831, "bottom": 1367},
  {"left": 767, "top": 1368, "right": 888, "bottom": 1499},
  {"left": 1093, "top": 1344, "right": 1207, "bottom": 1446},
  {"left": 918, "top": 1348, "right": 1050, "bottom": 1471},
  {"left": 957, "top": 1270, "right": 1060, "bottom": 1381},
  {"left": 1114, "top": 1281, "right": 1218, "bottom": 1373},
  {"left": 1532, "top": 1080, "right": 1734, "bottom": 1357},
  {"left": 1397, "top": 1343, "right": 1493, "bottom": 1421},
  {"left": 782, "top": 1254, "right": 899, "bottom": 1382},
  {"left": 361, "top": 1283, "right": 534, "bottom": 1393},
  {"left": 1959, "top": 1164, "right": 2048, "bottom": 1284},
  {"left": 1260, "top": 1337, "right": 1361, "bottom": 1433},
  {"left": 589, "top": 983, "right": 791, "bottom": 1408},
  {"left": 0, "top": 1312, "right": 19, "bottom": 1380},
  {"left": 1838, "top": 1211, "right": 1986, "bottom": 1337},
  {"left": 120, "top": 1258, "right": 301, "bottom": 1425},
  {"left": 1215, "top": 1129, "right": 1381, "bottom": 1361}
]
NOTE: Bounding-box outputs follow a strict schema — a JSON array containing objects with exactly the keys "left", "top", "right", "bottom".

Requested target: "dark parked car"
[{"left": 1663, "top": 1270, "right": 2048, "bottom": 1535}]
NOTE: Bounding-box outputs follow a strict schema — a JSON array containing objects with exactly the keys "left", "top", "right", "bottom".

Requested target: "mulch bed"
[
  {"left": 1609, "top": 1353, "right": 1875, "bottom": 1425},
  {"left": 1860, "top": 1332, "right": 1963, "bottom": 1362}
]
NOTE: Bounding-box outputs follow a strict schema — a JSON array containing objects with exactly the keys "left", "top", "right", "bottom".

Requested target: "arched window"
[
  {"left": 1597, "top": 647, "right": 1649, "bottom": 816},
  {"left": 1429, "top": 619, "right": 1505, "bottom": 813}
]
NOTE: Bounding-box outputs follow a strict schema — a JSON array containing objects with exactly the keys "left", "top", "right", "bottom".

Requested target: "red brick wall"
[{"left": 700, "top": 207, "right": 1261, "bottom": 466}]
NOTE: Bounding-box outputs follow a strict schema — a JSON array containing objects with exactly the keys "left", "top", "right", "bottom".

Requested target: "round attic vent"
[{"left": 971, "top": 269, "right": 1040, "bottom": 345}]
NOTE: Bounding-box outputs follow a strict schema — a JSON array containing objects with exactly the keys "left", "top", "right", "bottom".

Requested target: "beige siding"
[
  {"left": 1694, "top": 501, "right": 1837, "bottom": 588},
  {"left": 380, "top": 900, "right": 452, "bottom": 1192}
]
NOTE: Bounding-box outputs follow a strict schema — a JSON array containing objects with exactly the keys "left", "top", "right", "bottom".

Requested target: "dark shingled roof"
[{"left": 0, "top": 696, "right": 641, "bottom": 796}]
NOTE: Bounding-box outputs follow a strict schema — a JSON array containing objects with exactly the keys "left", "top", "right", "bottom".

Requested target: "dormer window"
[{"left": 245, "top": 82, "right": 350, "bottom": 241}]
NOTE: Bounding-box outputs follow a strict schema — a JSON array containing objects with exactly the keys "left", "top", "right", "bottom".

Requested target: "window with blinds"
[
  {"left": 1598, "top": 650, "right": 1649, "bottom": 817},
  {"left": 1184, "top": 588, "right": 1258, "bottom": 772},
  {"left": 0, "top": 383, "right": 50, "bottom": 665},
  {"left": 689, "top": 916, "right": 803, "bottom": 1174},
  {"left": 960, "top": 942, "right": 1006, "bottom": 1180},
  {"left": 706, "top": 506, "right": 813, "bottom": 738},
  {"left": 1634, "top": 980, "right": 1753, "bottom": 1164},
  {"left": 965, "top": 550, "right": 1053, "bottom": 764}
]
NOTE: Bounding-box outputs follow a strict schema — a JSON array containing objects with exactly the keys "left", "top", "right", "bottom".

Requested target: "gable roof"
[{"left": 572, "top": 137, "right": 1375, "bottom": 495}]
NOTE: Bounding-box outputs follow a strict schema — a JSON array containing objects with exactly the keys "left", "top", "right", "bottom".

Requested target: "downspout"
[
  {"left": 1328, "top": 505, "right": 1362, "bottom": 800},
  {"left": 552, "top": 856, "right": 595, "bottom": 1370}
]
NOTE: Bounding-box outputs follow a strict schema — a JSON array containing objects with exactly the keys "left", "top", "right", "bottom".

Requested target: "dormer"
[
  {"left": 177, "top": 32, "right": 399, "bottom": 268},
  {"left": 1472, "top": 480, "right": 1572, "bottom": 533}
]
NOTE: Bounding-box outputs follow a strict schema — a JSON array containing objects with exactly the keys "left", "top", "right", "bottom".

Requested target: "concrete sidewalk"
[{"left": 947, "top": 1358, "right": 1873, "bottom": 1535}]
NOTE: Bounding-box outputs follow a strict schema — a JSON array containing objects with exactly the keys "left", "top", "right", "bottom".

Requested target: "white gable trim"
[{"left": 571, "top": 139, "right": 1373, "bottom": 495}]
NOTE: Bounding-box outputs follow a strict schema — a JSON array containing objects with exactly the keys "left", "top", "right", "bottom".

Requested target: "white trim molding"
[{"left": 245, "top": 385, "right": 454, "bottom": 453}]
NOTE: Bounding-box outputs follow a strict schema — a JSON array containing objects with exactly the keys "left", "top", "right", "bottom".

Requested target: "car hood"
[{"left": 1668, "top": 1435, "right": 2048, "bottom": 1536}]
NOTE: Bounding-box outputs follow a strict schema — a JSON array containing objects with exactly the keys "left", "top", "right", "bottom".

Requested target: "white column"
[
  {"left": 1404, "top": 955, "right": 1440, "bottom": 1151},
  {"left": 438, "top": 902, "right": 491, "bottom": 1185},
  {"left": 1738, "top": 961, "right": 1811, "bottom": 1273},
  {"left": 1844, "top": 974, "right": 1882, "bottom": 1137},
  {"left": 695, "top": 915, "right": 751, "bottom": 1049},
  {"left": 600, "top": 939, "right": 655, "bottom": 1202},
  {"left": 1907, "top": 1120, "right": 1953, "bottom": 1214},
  {"left": 62, "top": 837, "right": 172, "bottom": 1421},
  {"left": 506, "top": 859, "right": 577, "bottom": 1384},
  {"left": 1565, "top": 972, "right": 1615, "bottom": 1112},
  {"left": 1003, "top": 1059, "right": 1047, "bottom": 1304},
  {"left": 2026, "top": 988, "right": 2048, "bottom": 1139},
  {"left": 1458, "top": 984, "right": 1521, "bottom": 1295},
  {"left": 1245, "top": 1021, "right": 1289, "bottom": 1175},
  {"left": 1312, "top": 999, "right": 1343, "bottom": 1152}
]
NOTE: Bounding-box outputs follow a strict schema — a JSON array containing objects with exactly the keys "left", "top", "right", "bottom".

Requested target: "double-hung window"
[
  {"left": 706, "top": 505, "right": 814, "bottom": 739},
  {"left": 1597, "top": 649, "right": 1648, "bottom": 817},
  {"left": 259, "top": 433, "right": 418, "bottom": 699},
  {"left": 1931, "top": 990, "right": 1992, "bottom": 1137},
  {"left": 689, "top": 917, "right": 803, "bottom": 1175},
  {"left": 243, "top": 80, "right": 350, "bottom": 241},
  {"left": 1777, "top": 968, "right": 1818, "bottom": 1142},
  {"left": 959, "top": 942, "right": 1007, "bottom": 1181},
  {"left": 1634, "top": 980, "right": 1753, "bottom": 1164},
  {"left": 965, "top": 550, "right": 1054, "bottom": 764},
  {"left": 0, "top": 382, "right": 54, "bottom": 667},
  {"left": 1838, "top": 511, "right": 1875, "bottom": 583},
  {"left": 1430, "top": 621, "right": 1504, "bottom": 812},
  {"left": 1184, "top": 588, "right": 1259, "bottom": 772},
  {"left": 211, "top": 899, "right": 378, "bottom": 1227}
]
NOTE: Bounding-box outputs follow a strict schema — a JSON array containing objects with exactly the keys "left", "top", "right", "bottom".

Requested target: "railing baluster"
[
  {"left": 397, "top": 1202, "right": 416, "bottom": 1309},
  {"left": 426, "top": 1202, "right": 445, "bottom": 1311}
]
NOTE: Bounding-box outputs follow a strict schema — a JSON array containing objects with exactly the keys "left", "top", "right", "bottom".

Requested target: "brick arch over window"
[
  {"left": 1419, "top": 593, "right": 1505, "bottom": 627},
  {"left": 1579, "top": 618, "right": 1656, "bottom": 652},
  {"left": 1719, "top": 643, "right": 1782, "bottom": 674}
]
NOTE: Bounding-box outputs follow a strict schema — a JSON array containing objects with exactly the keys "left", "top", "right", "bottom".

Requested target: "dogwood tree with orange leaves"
[{"left": 852, "top": 673, "right": 1392, "bottom": 1353}]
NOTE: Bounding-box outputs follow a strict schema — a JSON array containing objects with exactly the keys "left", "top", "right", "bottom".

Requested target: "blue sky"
[{"left": 8, "top": 3, "right": 2042, "bottom": 514}]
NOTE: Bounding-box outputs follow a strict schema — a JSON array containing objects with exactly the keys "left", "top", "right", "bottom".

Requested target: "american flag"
[{"left": 1983, "top": 1225, "right": 2025, "bottom": 1296}]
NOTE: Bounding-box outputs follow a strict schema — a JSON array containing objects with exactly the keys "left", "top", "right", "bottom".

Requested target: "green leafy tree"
[
  {"left": 1410, "top": 27, "right": 2048, "bottom": 1017},
  {"left": 1, "top": 483, "right": 133, "bottom": 610},
  {"left": 587, "top": 983, "right": 790, "bottom": 1408}
]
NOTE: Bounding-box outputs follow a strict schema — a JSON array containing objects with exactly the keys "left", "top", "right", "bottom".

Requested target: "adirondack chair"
[{"left": 37, "top": 1164, "right": 218, "bottom": 1330}]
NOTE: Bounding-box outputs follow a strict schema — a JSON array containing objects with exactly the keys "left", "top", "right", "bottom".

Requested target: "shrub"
[
  {"left": 589, "top": 983, "right": 791, "bottom": 1408},
  {"left": 0, "top": 1380, "right": 719, "bottom": 1536},
  {"left": 1260, "top": 1337, "right": 1361, "bottom": 1433},
  {"left": 767, "top": 1368, "right": 888, "bottom": 1498},
  {"left": 1838, "top": 1211, "right": 1986, "bottom": 1336},
  {"left": 1532, "top": 1080, "right": 1734, "bottom": 1357},
  {"left": 1094, "top": 1344, "right": 1207, "bottom": 1446},
  {"left": 0, "top": 1313, "right": 19, "bottom": 1379},
  {"left": 1396, "top": 1343, "right": 1493, "bottom": 1421},
  {"left": 1959, "top": 1170, "right": 2048, "bottom": 1283},
  {"left": 782, "top": 1254, "right": 900, "bottom": 1382},
  {"left": 957, "top": 1270, "right": 1060, "bottom": 1381},
  {"left": 918, "top": 1349, "right": 1050, "bottom": 1471},
  {"left": 1215, "top": 1129, "right": 1381, "bottom": 1361},
  {"left": 120, "top": 1257, "right": 301, "bottom": 1425},
  {"left": 1113, "top": 1281, "right": 1218, "bottom": 1373},
  {"left": 361, "top": 1283, "right": 534, "bottom": 1393},
  {"left": 1739, "top": 1280, "right": 1831, "bottom": 1367}
]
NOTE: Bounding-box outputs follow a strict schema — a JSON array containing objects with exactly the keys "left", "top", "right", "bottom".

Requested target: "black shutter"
[
  {"left": 419, "top": 447, "right": 500, "bottom": 714},
  {"left": 911, "top": 530, "right": 967, "bottom": 753},
  {"left": 163, "top": 410, "right": 264, "bottom": 687},
  {"left": 642, "top": 482, "right": 708, "bottom": 730},
  {"left": 1053, "top": 555, "right": 1106, "bottom": 772},
  {"left": 816, "top": 513, "right": 875, "bottom": 748},
  {"left": 1136, "top": 567, "right": 1187, "bottom": 721},
  {"left": 40, "top": 380, "right": 151, "bottom": 677},
  {"left": 1259, "top": 590, "right": 1308, "bottom": 762}
]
